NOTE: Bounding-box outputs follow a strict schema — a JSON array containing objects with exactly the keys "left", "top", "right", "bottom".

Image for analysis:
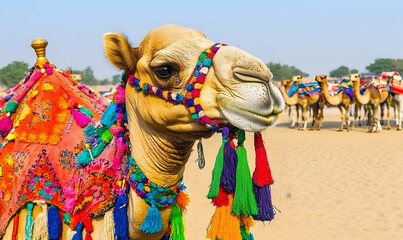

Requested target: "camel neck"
[{"left": 129, "top": 119, "right": 195, "bottom": 187}]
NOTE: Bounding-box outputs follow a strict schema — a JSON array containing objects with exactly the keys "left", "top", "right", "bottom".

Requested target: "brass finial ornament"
[{"left": 31, "top": 38, "right": 48, "bottom": 66}]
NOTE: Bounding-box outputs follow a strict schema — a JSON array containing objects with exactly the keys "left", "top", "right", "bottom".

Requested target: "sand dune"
[{"left": 184, "top": 107, "right": 403, "bottom": 240}]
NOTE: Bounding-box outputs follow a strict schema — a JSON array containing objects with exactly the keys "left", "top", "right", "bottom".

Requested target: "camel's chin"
[{"left": 218, "top": 97, "right": 280, "bottom": 132}]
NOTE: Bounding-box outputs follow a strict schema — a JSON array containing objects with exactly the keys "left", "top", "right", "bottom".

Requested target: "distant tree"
[
  {"left": 391, "top": 59, "right": 403, "bottom": 75},
  {"left": 112, "top": 74, "right": 121, "bottom": 85},
  {"left": 0, "top": 61, "right": 29, "bottom": 88},
  {"left": 266, "top": 62, "right": 309, "bottom": 81},
  {"left": 365, "top": 58, "right": 394, "bottom": 75},
  {"left": 329, "top": 66, "right": 350, "bottom": 78},
  {"left": 72, "top": 66, "right": 99, "bottom": 85},
  {"left": 98, "top": 79, "right": 111, "bottom": 85},
  {"left": 350, "top": 69, "right": 359, "bottom": 74}
]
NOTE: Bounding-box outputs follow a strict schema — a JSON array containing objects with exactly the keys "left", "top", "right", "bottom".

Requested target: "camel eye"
[{"left": 154, "top": 65, "right": 173, "bottom": 79}]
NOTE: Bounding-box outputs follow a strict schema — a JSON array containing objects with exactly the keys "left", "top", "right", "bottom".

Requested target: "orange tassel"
[
  {"left": 206, "top": 194, "right": 241, "bottom": 240},
  {"left": 240, "top": 215, "right": 254, "bottom": 228},
  {"left": 176, "top": 190, "right": 190, "bottom": 212}
]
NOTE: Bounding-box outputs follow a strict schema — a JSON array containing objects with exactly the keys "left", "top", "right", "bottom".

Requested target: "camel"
[
  {"left": 387, "top": 74, "right": 403, "bottom": 130},
  {"left": 350, "top": 73, "right": 389, "bottom": 132},
  {"left": 316, "top": 75, "right": 360, "bottom": 131},
  {"left": 281, "top": 79, "right": 301, "bottom": 128},
  {"left": 282, "top": 75, "right": 324, "bottom": 131},
  {"left": 2, "top": 24, "right": 285, "bottom": 240}
]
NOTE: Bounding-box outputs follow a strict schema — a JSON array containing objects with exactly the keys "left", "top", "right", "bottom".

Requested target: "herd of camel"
[{"left": 281, "top": 73, "right": 403, "bottom": 132}]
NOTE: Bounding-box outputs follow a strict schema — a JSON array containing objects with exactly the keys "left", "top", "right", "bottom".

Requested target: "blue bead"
[{"left": 203, "top": 58, "right": 212, "bottom": 67}]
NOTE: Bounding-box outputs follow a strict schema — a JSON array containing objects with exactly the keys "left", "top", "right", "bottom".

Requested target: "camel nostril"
[{"left": 233, "top": 67, "right": 271, "bottom": 83}]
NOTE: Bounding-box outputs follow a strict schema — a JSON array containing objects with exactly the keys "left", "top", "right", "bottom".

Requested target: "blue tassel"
[
  {"left": 72, "top": 222, "right": 84, "bottom": 240},
  {"left": 113, "top": 189, "right": 129, "bottom": 240},
  {"left": 252, "top": 184, "right": 275, "bottom": 221},
  {"left": 83, "top": 125, "right": 96, "bottom": 137},
  {"left": 100, "top": 102, "right": 117, "bottom": 127},
  {"left": 221, "top": 139, "right": 237, "bottom": 192},
  {"left": 250, "top": 232, "right": 254, "bottom": 240},
  {"left": 25, "top": 202, "right": 34, "bottom": 240},
  {"left": 76, "top": 149, "right": 92, "bottom": 167},
  {"left": 48, "top": 205, "right": 61, "bottom": 240},
  {"left": 140, "top": 205, "right": 162, "bottom": 234}
]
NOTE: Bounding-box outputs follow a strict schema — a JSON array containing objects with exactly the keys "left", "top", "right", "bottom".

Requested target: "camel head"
[
  {"left": 315, "top": 75, "right": 327, "bottom": 83},
  {"left": 292, "top": 75, "right": 303, "bottom": 83},
  {"left": 104, "top": 24, "right": 284, "bottom": 135},
  {"left": 349, "top": 73, "right": 361, "bottom": 83},
  {"left": 282, "top": 79, "right": 292, "bottom": 87}
]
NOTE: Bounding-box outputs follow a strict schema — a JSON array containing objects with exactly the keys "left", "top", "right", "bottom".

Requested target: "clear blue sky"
[{"left": 1, "top": 0, "right": 402, "bottom": 80}]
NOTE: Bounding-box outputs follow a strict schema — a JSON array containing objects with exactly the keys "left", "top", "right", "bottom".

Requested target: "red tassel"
[
  {"left": 83, "top": 217, "right": 93, "bottom": 240},
  {"left": 212, "top": 185, "right": 229, "bottom": 207},
  {"left": 12, "top": 213, "right": 19, "bottom": 240},
  {"left": 71, "top": 108, "right": 91, "bottom": 127},
  {"left": 252, "top": 132, "right": 274, "bottom": 186},
  {"left": 0, "top": 116, "right": 13, "bottom": 137}
]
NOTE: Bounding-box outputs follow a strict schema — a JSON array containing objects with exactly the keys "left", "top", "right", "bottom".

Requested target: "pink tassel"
[
  {"left": 0, "top": 116, "right": 13, "bottom": 137},
  {"left": 115, "top": 86, "right": 125, "bottom": 104},
  {"left": 71, "top": 108, "right": 91, "bottom": 127},
  {"left": 112, "top": 137, "right": 125, "bottom": 169}
]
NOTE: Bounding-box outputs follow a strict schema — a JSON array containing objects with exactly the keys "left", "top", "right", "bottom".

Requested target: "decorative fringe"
[
  {"left": 140, "top": 205, "right": 162, "bottom": 234},
  {"left": 104, "top": 211, "right": 115, "bottom": 240},
  {"left": 83, "top": 217, "right": 93, "bottom": 240},
  {"left": 221, "top": 137, "right": 237, "bottom": 192},
  {"left": 231, "top": 130, "right": 258, "bottom": 217},
  {"left": 0, "top": 115, "right": 13, "bottom": 137},
  {"left": 113, "top": 191, "right": 129, "bottom": 240},
  {"left": 25, "top": 202, "right": 34, "bottom": 240},
  {"left": 240, "top": 215, "right": 254, "bottom": 228},
  {"left": 252, "top": 132, "right": 273, "bottom": 186},
  {"left": 175, "top": 190, "right": 190, "bottom": 212},
  {"left": 207, "top": 129, "right": 227, "bottom": 199},
  {"left": 76, "top": 149, "right": 92, "bottom": 167},
  {"left": 206, "top": 194, "right": 241, "bottom": 240},
  {"left": 72, "top": 222, "right": 84, "bottom": 240},
  {"left": 48, "top": 205, "right": 62, "bottom": 240},
  {"left": 212, "top": 186, "right": 229, "bottom": 207},
  {"left": 32, "top": 201, "right": 49, "bottom": 240},
  {"left": 170, "top": 203, "right": 185, "bottom": 240},
  {"left": 91, "top": 141, "right": 108, "bottom": 158},
  {"left": 12, "top": 212, "right": 19, "bottom": 240},
  {"left": 71, "top": 108, "right": 91, "bottom": 127},
  {"left": 252, "top": 184, "right": 275, "bottom": 221}
]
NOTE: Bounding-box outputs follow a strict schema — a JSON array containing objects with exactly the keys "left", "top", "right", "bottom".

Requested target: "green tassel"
[
  {"left": 79, "top": 106, "right": 93, "bottom": 117},
  {"left": 94, "top": 126, "right": 107, "bottom": 137},
  {"left": 25, "top": 202, "right": 34, "bottom": 240},
  {"left": 207, "top": 137, "right": 226, "bottom": 199},
  {"left": 5, "top": 101, "right": 18, "bottom": 113},
  {"left": 101, "top": 129, "right": 113, "bottom": 143},
  {"left": 91, "top": 141, "right": 108, "bottom": 158},
  {"left": 170, "top": 203, "right": 185, "bottom": 240},
  {"left": 231, "top": 130, "right": 258, "bottom": 217}
]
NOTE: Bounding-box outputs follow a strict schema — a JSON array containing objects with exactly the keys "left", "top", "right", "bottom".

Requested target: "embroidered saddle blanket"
[{"left": 297, "top": 82, "right": 321, "bottom": 98}]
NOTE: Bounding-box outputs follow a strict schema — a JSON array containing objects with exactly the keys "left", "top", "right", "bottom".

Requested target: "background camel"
[
  {"left": 316, "top": 75, "right": 359, "bottom": 131},
  {"left": 2, "top": 25, "right": 285, "bottom": 240},
  {"left": 386, "top": 73, "right": 403, "bottom": 130},
  {"left": 350, "top": 73, "right": 389, "bottom": 132},
  {"left": 281, "top": 79, "right": 301, "bottom": 128},
  {"left": 284, "top": 75, "right": 324, "bottom": 131}
]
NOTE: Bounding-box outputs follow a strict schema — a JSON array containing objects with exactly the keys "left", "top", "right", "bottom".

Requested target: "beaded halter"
[{"left": 127, "top": 43, "right": 227, "bottom": 132}]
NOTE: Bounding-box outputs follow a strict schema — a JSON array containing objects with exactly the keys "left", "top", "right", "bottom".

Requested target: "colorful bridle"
[{"left": 127, "top": 43, "right": 227, "bottom": 132}]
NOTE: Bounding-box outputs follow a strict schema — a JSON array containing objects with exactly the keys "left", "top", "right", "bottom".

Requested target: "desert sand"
[{"left": 184, "top": 106, "right": 403, "bottom": 240}]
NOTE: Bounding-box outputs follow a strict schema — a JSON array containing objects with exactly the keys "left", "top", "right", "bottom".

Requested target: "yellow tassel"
[
  {"left": 104, "top": 211, "right": 115, "bottom": 240},
  {"left": 19, "top": 105, "right": 31, "bottom": 121},
  {"left": 66, "top": 228, "right": 75, "bottom": 240},
  {"left": 206, "top": 194, "right": 241, "bottom": 240},
  {"left": 176, "top": 190, "right": 190, "bottom": 213},
  {"left": 32, "top": 200, "right": 49, "bottom": 240},
  {"left": 240, "top": 215, "right": 254, "bottom": 228}
]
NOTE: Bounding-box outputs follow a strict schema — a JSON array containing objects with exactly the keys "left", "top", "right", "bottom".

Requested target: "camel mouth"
[{"left": 217, "top": 94, "right": 281, "bottom": 132}]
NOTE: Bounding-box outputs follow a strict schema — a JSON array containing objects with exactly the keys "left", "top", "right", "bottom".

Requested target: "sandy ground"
[{"left": 183, "top": 106, "right": 403, "bottom": 240}]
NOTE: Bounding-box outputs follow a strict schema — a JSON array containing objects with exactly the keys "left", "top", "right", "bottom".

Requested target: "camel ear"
[{"left": 104, "top": 33, "right": 138, "bottom": 73}]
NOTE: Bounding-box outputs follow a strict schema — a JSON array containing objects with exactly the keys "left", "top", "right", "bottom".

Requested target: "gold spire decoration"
[{"left": 31, "top": 38, "right": 48, "bottom": 66}]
